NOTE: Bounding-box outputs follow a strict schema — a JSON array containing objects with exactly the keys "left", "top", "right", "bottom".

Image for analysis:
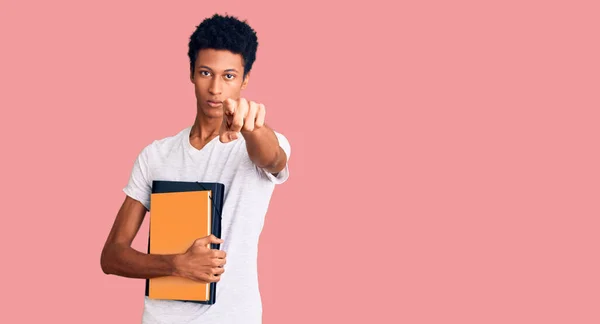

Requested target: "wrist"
[{"left": 170, "top": 254, "right": 185, "bottom": 277}]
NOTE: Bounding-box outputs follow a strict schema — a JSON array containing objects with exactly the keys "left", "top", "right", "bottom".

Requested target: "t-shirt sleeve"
[
  {"left": 258, "top": 131, "right": 291, "bottom": 184},
  {"left": 122, "top": 144, "right": 153, "bottom": 210}
]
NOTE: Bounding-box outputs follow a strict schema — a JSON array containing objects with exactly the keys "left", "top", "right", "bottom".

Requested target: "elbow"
[{"left": 100, "top": 246, "right": 114, "bottom": 275}]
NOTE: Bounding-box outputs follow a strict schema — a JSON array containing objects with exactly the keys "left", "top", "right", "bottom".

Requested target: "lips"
[{"left": 207, "top": 100, "right": 223, "bottom": 108}]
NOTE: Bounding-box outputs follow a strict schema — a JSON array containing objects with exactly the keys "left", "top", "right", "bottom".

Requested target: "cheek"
[
  {"left": 225, "top": 82, "right": 242, "bottom": 95},
  {"left": 193, "top": 81, "right": 207, "bottom": 94}
]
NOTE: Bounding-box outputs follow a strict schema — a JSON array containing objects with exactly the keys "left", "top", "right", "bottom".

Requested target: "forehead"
[{"left": 195, "top": 49, "right": 244, "bottom": 71}]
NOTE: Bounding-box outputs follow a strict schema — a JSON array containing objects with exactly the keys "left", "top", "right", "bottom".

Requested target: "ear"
[
  {"left": 241, "top": 72, "right": 250, "bottom": 90},
  {"left": 190, "top": 70, "right": 194, "bottom": 83}
]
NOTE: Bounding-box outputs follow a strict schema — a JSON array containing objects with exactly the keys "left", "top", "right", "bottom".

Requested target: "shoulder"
[{"left": 140, "top": 127, "right": 190, "bottom": 156}]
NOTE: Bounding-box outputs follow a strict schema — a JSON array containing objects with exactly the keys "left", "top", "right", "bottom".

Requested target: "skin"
[
  {"left": 100, "top": 48, "right": 288, "bottom": 283},
  {"left": 189, "top": 49, "right": 287, "bottom": 174}
]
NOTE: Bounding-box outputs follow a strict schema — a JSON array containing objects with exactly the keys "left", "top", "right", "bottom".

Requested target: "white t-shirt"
[{"left": 122, "top": 125, "right": 291, "bottom": 324}]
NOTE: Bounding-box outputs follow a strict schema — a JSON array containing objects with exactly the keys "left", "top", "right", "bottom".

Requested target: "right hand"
[{"left": 173, "top": 234, "right": 226, "bottom": 283}]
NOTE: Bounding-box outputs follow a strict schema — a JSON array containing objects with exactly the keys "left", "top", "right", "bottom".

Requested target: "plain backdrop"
[{"left": 0, "top": 0, "right": 599, "bottom": 323}]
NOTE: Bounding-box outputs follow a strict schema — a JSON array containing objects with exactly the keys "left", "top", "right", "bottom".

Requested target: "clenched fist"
[
  {"left": 173, "top": 234, "right": 226, "bottom": 283},
  {"left": 219, "top": 98, "right": 266, "bottom": 143}
]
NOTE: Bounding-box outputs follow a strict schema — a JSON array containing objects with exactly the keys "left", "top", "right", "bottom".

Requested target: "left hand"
[{"left": 219, "top": 98, "right": 266, "bottom": 143}]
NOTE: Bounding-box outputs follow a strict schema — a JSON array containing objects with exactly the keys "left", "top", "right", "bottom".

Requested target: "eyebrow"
[{"left": 199, "top": 66, "right": 239, "bottom": 73}]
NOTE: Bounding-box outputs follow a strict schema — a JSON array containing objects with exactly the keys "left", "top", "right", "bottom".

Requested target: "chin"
[{"left": 201, "top": 106, "right": 223, "bottom": 118}]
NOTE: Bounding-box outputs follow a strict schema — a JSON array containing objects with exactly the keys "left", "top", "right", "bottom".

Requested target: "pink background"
[{"left": 1, "top": 0, "right": 599, "bottom": 323}]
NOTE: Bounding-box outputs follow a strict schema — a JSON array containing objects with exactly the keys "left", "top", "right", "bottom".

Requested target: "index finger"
[{"left": 223, "top": 98, "right": 237, "bottom": 116}]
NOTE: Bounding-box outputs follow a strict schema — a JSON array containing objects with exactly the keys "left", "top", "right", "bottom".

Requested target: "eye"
[
  {"left": 225, "top": 74, "right": 235, "bottom": 80},
  {"left": 200, "top": 71, "right": 211, "bottom": 76}
]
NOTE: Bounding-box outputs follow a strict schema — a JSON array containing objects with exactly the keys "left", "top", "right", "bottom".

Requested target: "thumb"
[
  {"left": 219, "top": 98, "right": 239, "bottom": 143},
  {"left": 195, "top": 234, "right": 224, "bottom": 245},
  {"left": 220, "top": 131, "right": 239, "bottom": 143}
]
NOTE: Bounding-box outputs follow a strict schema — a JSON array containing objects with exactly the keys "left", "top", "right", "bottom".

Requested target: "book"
[{"left": 145, "top": 180, "right": 225, "bottom": 304}]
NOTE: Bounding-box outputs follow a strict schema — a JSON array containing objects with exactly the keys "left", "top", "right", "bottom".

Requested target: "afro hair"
[{"left": 188, "top": 14, "right": 259, "bottom": 78}]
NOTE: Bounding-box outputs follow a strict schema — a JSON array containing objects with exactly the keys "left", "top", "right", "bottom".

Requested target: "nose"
[{"left": 209, "top": 78, "right": 222, "bottom": 95}]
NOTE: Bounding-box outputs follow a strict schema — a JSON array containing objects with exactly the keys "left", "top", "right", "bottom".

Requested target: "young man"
[{"left": 100, "top": 14, "right": 291, "bottom": 324}]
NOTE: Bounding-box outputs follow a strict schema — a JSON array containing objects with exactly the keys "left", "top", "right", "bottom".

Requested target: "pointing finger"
[{"left": 223, "top": 98, "right": 237, "bottom": 116}]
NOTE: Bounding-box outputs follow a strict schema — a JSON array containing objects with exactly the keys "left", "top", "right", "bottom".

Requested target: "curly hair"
[{"left": 188, "top": 14, "right": 259, "bottom": 78}]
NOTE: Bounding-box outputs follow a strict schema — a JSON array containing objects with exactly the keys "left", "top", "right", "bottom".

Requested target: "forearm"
[
  {"left": 242, "top": 124, "right": 285, "bottom": 172},
  {"left": 101, "top": 243, "right": 179, "bottom": 279}
]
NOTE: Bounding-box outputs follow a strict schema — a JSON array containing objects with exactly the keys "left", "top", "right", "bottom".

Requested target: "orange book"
[{"left": 148, "top": 190, "right": 212, "bottom": 302}]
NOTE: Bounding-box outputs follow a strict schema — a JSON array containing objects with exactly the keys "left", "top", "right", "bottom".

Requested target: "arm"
[
  {"left": 220, "top": 98, "right": 288, "bottom": 175},
  {"left": 100, "top": 196, "right": 226, "bottom": 282},
  {"left": 242, "top": 124, "right": 287, "bottom": 174},
  {"left": 100, "top": 196, "right": 178, "bottom": 279}
]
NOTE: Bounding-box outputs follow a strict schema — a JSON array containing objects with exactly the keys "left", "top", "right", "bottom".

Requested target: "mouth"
[{"left": 207, "top": 100, "right": 223, "bottom": 108}]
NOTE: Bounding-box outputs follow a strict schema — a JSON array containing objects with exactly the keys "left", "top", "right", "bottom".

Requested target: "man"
[{"left": 100, "top": 14, "right": 291, "bottom": 324}]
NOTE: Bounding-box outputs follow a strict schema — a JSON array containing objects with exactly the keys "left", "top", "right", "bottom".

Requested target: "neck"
[{"left": 190, "top": 112, "right": 221, "bottom": 142}]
